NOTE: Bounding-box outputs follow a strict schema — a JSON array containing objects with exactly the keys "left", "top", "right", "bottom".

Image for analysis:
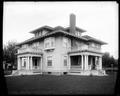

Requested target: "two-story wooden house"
[{"left": 15, "top": 14, "right": 107, "bottom": 76}]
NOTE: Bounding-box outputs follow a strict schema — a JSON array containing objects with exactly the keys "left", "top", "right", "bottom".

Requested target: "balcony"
[{"left": 18, "top": 47, "right": 43, "bottom": 54}]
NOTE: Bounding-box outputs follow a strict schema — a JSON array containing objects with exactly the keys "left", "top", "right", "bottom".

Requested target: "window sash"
[
  {"left": 47, "top": 56, "right": 52, "bottom": 66},
  {"left": 64, "top": 56, "right": 67, "bottom": 66}
]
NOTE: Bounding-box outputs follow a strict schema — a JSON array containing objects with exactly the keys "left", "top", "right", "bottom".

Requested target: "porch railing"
[
  {"left": 18, "top": 47, "right": 42, "bottom": 54},
  {"left": 70, "top": 46, "right": 101, "bottom": 52}
]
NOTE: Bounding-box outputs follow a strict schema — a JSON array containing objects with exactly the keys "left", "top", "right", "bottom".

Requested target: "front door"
[{"left": 33, "top": 57, "right": 40, "bottom": 69}]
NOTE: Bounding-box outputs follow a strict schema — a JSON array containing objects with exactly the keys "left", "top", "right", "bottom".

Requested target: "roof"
[
  {"left": 65, "top": 26, "right": 86, "bottom": 32},
  {"left": 82, "top": 35, "right": 107, "bottom": 45},
  {"left": 30, "top": 25, "right": 86, "bottom": 34},
  {"left": 16, "top": 29, "right": 88, "bottom": 46},
  {"left": 30, "top": 25, "right": 54, "bottom": 34},
  {"left": 54, "top": 26, "right": 65, "bottom": 30},
  {"left": 16, "top": 26, "right": 107, "bottom": 46}
]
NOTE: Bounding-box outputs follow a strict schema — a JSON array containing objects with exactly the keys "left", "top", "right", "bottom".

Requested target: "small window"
[
  {"left": 64, "top": 56, "right": 67, "bottom": 66},
  {"left": 22, "top": 44, "right": 28, "bottom": 48},
  {"left": 47, "top": 56, "right": 52, "bottom": 67}
]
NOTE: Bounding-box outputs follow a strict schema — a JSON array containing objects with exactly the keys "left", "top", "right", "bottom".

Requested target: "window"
[
  {"left": 42, "top": 30, "right": 47, "bottom": 35},
  {"left": 64, "top": 56, "right": 67, "bottom": 66},
  {"left": 44, "top": 37, "right": 55, "bottom": 49},
  {"left": 47, "top": 56, "right": 52, "bottom": 67},
  {"left": 63, "top": 38, "right": 68, "bottom": 48},
  {"left": 22, "top": 44, "right": 28, "bottom": 48}
]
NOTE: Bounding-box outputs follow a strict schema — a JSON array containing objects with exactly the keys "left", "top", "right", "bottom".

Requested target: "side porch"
[
  {"left": 14, "top": 52, "right": 43, "bottom": 75},
  {"left": 68, "top": 50, "right": 106, "bottom": 76}
]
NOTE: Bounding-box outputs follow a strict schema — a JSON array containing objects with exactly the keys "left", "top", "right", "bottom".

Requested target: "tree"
[
  {"left": 3, "top": 41, "right": 18, "bottom": 69},
  {"left": 102, "top": 52, "right": 118, "bottom": 68}
]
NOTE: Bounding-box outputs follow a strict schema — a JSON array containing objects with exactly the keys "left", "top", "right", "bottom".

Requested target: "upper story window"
[
  {"left": 63, "top": 37, "right": 68, "bottom": 48},
  {"left": 44, "top": 37, "right": 55, "bottom": 49}
]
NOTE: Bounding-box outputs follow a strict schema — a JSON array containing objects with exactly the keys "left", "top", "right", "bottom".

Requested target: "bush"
[{"left": 4, "top": 70, "right": 12, "bottom": 75}]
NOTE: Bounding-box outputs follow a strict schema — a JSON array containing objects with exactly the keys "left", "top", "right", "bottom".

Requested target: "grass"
[{"left": 5, "top": 72, "right": 117, "bottom": 95}]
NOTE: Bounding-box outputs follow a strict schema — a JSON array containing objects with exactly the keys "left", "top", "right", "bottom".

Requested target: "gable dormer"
[{"left": 30, "top": 26, "right": 54, "bottom": 37}]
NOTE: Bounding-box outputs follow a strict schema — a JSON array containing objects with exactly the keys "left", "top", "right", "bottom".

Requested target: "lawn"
[{"left": 5, "top": 72, "right": 117, "bottom": 95}]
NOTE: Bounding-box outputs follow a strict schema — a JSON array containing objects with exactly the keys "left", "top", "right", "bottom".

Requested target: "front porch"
[{"left": 68, "top": 50, "right": 106, "bottom": 76}]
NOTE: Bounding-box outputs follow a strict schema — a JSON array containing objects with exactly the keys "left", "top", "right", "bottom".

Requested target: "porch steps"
[{"left": 33, "top": 69, "right": 41, "bottom": 73}]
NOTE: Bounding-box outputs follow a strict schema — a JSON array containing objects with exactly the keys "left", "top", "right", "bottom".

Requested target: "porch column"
[
  {"left": 30, "top": 56, "right": 33, "bottom": 70},
  {"left": 90, "top": 57, "right": 92, "bottom": 70},
  {"left": 40, "top": 57, "right": 42, "bottom": 71},
  {"left": 99, "top": 56, "right": 102, "bottom": 70},
  {"left": 95, "top": 57, "right": 98, "bottom": 70},
  {"left": 17, "top": 57, "right": 21, "bottom": 70},
  {"left": 81, "top": 55, "right": 84, "bottom": 70},
  {"left": 26, "top": 56, "right": 29, "bottom": 70},
  {"left": 84, "top": 55, "right": 88, "bottom": 70},
  {"left": 68, "top": 55, "right": 71, "bottom": 70}
]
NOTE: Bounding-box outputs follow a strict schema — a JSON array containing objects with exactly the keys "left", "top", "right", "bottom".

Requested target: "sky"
[{"left": 3, "top": 2, "right": 118, "bottom": 59}]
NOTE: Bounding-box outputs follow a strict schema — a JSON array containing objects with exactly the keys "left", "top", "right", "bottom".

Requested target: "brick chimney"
[{"left": 70, "top": 13, "right": 76, "bottom": 34}]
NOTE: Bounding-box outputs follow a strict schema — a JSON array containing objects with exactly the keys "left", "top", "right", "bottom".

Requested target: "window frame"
[
  {"left": 44, "top": 37, "right": 55, "bottom": 50},
  {"left": 63, "top": 56, "right": 68, "bottom": 66},
  {"left": 47, "top": 56, "right": 53, "bottom": 67}
]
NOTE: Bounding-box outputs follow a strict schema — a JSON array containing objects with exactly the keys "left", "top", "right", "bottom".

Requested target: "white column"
[
  {"left": 27, "top": 56, "right": 30, "bottom": 70},
  {"left": 99, "top": 56, "right": 102, "bottom": 70},
  {"left": 31, "top": 56, "right": 33, "bottom": 69},
  {"left": 40, "top": 57, "right": 42, "bottom": 71},
  {"left": 30, "top": 56, "right": 33, "bottom": 70},
  {"left": 81, "top": 55, "right": 84, "bottom": 70},
  {"left": 95, "top": 57, "right": 97, "bottom": 70},
  {"left": 90, "top": 57, "right": 92, "bottom": 70},
  {"left": 68, "top": 56, "right": 71, "bottom": 70},
  {"left": 17, "top": 57, "right": 20, "bottom": 70},
  {"left": 85, "top": 55, "right": 88, "bottom": 70}
]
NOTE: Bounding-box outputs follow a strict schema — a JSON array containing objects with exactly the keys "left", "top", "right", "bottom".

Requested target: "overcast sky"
[{"left": 3, "top": 2, "right": 118, "bottom": 59}]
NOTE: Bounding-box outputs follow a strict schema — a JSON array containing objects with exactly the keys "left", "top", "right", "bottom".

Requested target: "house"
[{"left": 15, "top": 14, "right": 107, "bottom": 76}]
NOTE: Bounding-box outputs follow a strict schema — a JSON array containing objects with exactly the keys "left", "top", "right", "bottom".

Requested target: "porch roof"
[
  {"left": 82, "top": 35, "right": 107, "bottom": 45},
  {"left": 16, "top": 52, "right": 43, "bottom": 55},
  {"left": 68, "top": 49, "right": 103, "bottom": 55}
]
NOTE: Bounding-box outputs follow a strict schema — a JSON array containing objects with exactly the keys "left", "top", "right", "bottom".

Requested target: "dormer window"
[
  {"left": 22, "top": 44, "right": 28, "bottom": 48},
  {"left": 75, "top": 31, "right": 81, "bottom": 36},
  {"left": 42, "top": 30, "right": 47, "bottom": 35},
  {"left": 32, "top": 42, "right": 39, "bottom": 48}
]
